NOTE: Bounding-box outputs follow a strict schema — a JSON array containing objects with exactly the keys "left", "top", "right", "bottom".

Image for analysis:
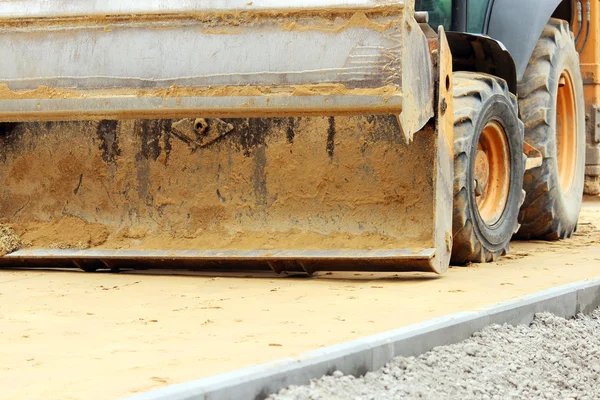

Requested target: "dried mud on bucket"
[{"left": 0, "top": 224, "right": 22, "bottom": 256}]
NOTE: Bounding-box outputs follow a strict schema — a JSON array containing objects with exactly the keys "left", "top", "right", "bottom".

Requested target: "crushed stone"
[
  {"left": 269, "top": 310, "right": 600, "bottom": 400},
  {"left": 0, "top": 224, "right": 22, "bottom": 256}
]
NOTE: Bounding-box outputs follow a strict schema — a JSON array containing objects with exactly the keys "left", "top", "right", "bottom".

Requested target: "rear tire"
[
  {"left": 516, "top": 19, "right": 586, "bottom": 240},
  {"left": 451, "top": 72, "right": 525, "bottom": 265}
]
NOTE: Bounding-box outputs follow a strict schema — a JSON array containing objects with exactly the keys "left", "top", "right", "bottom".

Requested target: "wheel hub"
[
  {"left": 556, "top": 70, "right": 578, "bottom": 195},
  {"left": 474, "top": 122, "right": 510, "bottom": 225},
  {"left": 474, "top": 150, "right": 490, "bottom": 197}
]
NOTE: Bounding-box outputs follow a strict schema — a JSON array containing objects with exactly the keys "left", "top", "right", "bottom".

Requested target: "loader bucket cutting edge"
[{"left": 0, "top": 1, "right": 453, "bottom": 274}]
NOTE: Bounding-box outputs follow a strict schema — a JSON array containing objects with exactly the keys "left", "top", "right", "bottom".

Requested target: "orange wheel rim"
[
  {"left": 474, "top": 121, "right": 510, "bottom": 225},
  {"left": 556, "top": 70, "right": 578, "bottom": 194}
]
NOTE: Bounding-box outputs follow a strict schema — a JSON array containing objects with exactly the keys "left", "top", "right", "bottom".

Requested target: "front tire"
[
  {"left": 452, "top": 72, "right": 525, "bottom": 265},
  {"left": 516, "top": 19, "right": 586, "bottom": 240}
]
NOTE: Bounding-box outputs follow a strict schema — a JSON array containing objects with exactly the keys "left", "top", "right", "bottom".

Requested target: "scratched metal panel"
[{"left": 0, "top": 17, "right": 402, "bottom": 91}]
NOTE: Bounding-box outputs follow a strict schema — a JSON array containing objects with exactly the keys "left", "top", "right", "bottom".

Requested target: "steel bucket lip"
[
  {"left": 0, "top": 95, "right": 404, "bottom": 123},
  {"left": 0, "top": 248, "right": 439, "bottom": 273},
  {"left": 3, "top": 248, "right": 436, "bottom": 261},
  {"left": 0, "top": 0, "right": 406, "bottom": 19}
]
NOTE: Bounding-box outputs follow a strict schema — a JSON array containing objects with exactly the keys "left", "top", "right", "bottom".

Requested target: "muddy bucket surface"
[
  {"left": 0, "top": 115, "right": 450, "bottom": 273},
  {"left": 0, "top": 0, "right": 455, "bottom": 273}
]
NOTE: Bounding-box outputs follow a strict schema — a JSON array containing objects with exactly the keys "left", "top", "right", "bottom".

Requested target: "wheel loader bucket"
[{"left": 0, "top": 1, "right": 453, "bottom": 274}]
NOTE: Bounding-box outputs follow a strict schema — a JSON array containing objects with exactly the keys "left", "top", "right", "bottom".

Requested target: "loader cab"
[{"left": 415, "top": 0, "right": 491, "bottom": 33}]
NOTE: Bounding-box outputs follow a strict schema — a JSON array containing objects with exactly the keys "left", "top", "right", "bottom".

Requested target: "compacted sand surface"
[{"left": 0, "top": 199, "right": 598, "bottom": 399}]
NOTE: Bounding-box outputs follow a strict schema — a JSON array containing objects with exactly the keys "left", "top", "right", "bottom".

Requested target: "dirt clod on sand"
[
  {"left": 0, "top": 224, "right": 22, "bottom": 256},
  {"left": 585, "top": 177, "right": 600, "bottom": 195}
]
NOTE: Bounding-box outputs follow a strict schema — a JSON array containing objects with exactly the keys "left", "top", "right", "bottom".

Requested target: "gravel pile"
[{"left": 270, "top": 310, "right": 600, "bottom": 400}]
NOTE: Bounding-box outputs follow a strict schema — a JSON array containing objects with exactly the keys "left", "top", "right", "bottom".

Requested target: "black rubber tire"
[
  {"left": 451, "top": 72, "right": 525, "bottom": 265},
  {"left": 516, "top": 19, "right": 586, "bottom": 240}
]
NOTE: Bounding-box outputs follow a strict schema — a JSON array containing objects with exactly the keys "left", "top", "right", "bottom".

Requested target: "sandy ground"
[{"left": 0, "top": 198, "right": 598, "bottom": 400}]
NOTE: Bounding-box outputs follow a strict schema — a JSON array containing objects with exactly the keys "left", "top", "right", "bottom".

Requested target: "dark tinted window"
[
  {"left": 415, "top": 0, "right": 452, "bottom": 31},
  {"left": 468, "top": 0, "right": 491, "bottom": 33}
]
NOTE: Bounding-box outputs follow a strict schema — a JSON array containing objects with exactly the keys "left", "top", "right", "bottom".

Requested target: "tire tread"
[
  {"left": 516, "top": 19, "right": 583, "bottom": 240},
  {"left": 451, "top": 72, "right": 524, "bottom": 265}
]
